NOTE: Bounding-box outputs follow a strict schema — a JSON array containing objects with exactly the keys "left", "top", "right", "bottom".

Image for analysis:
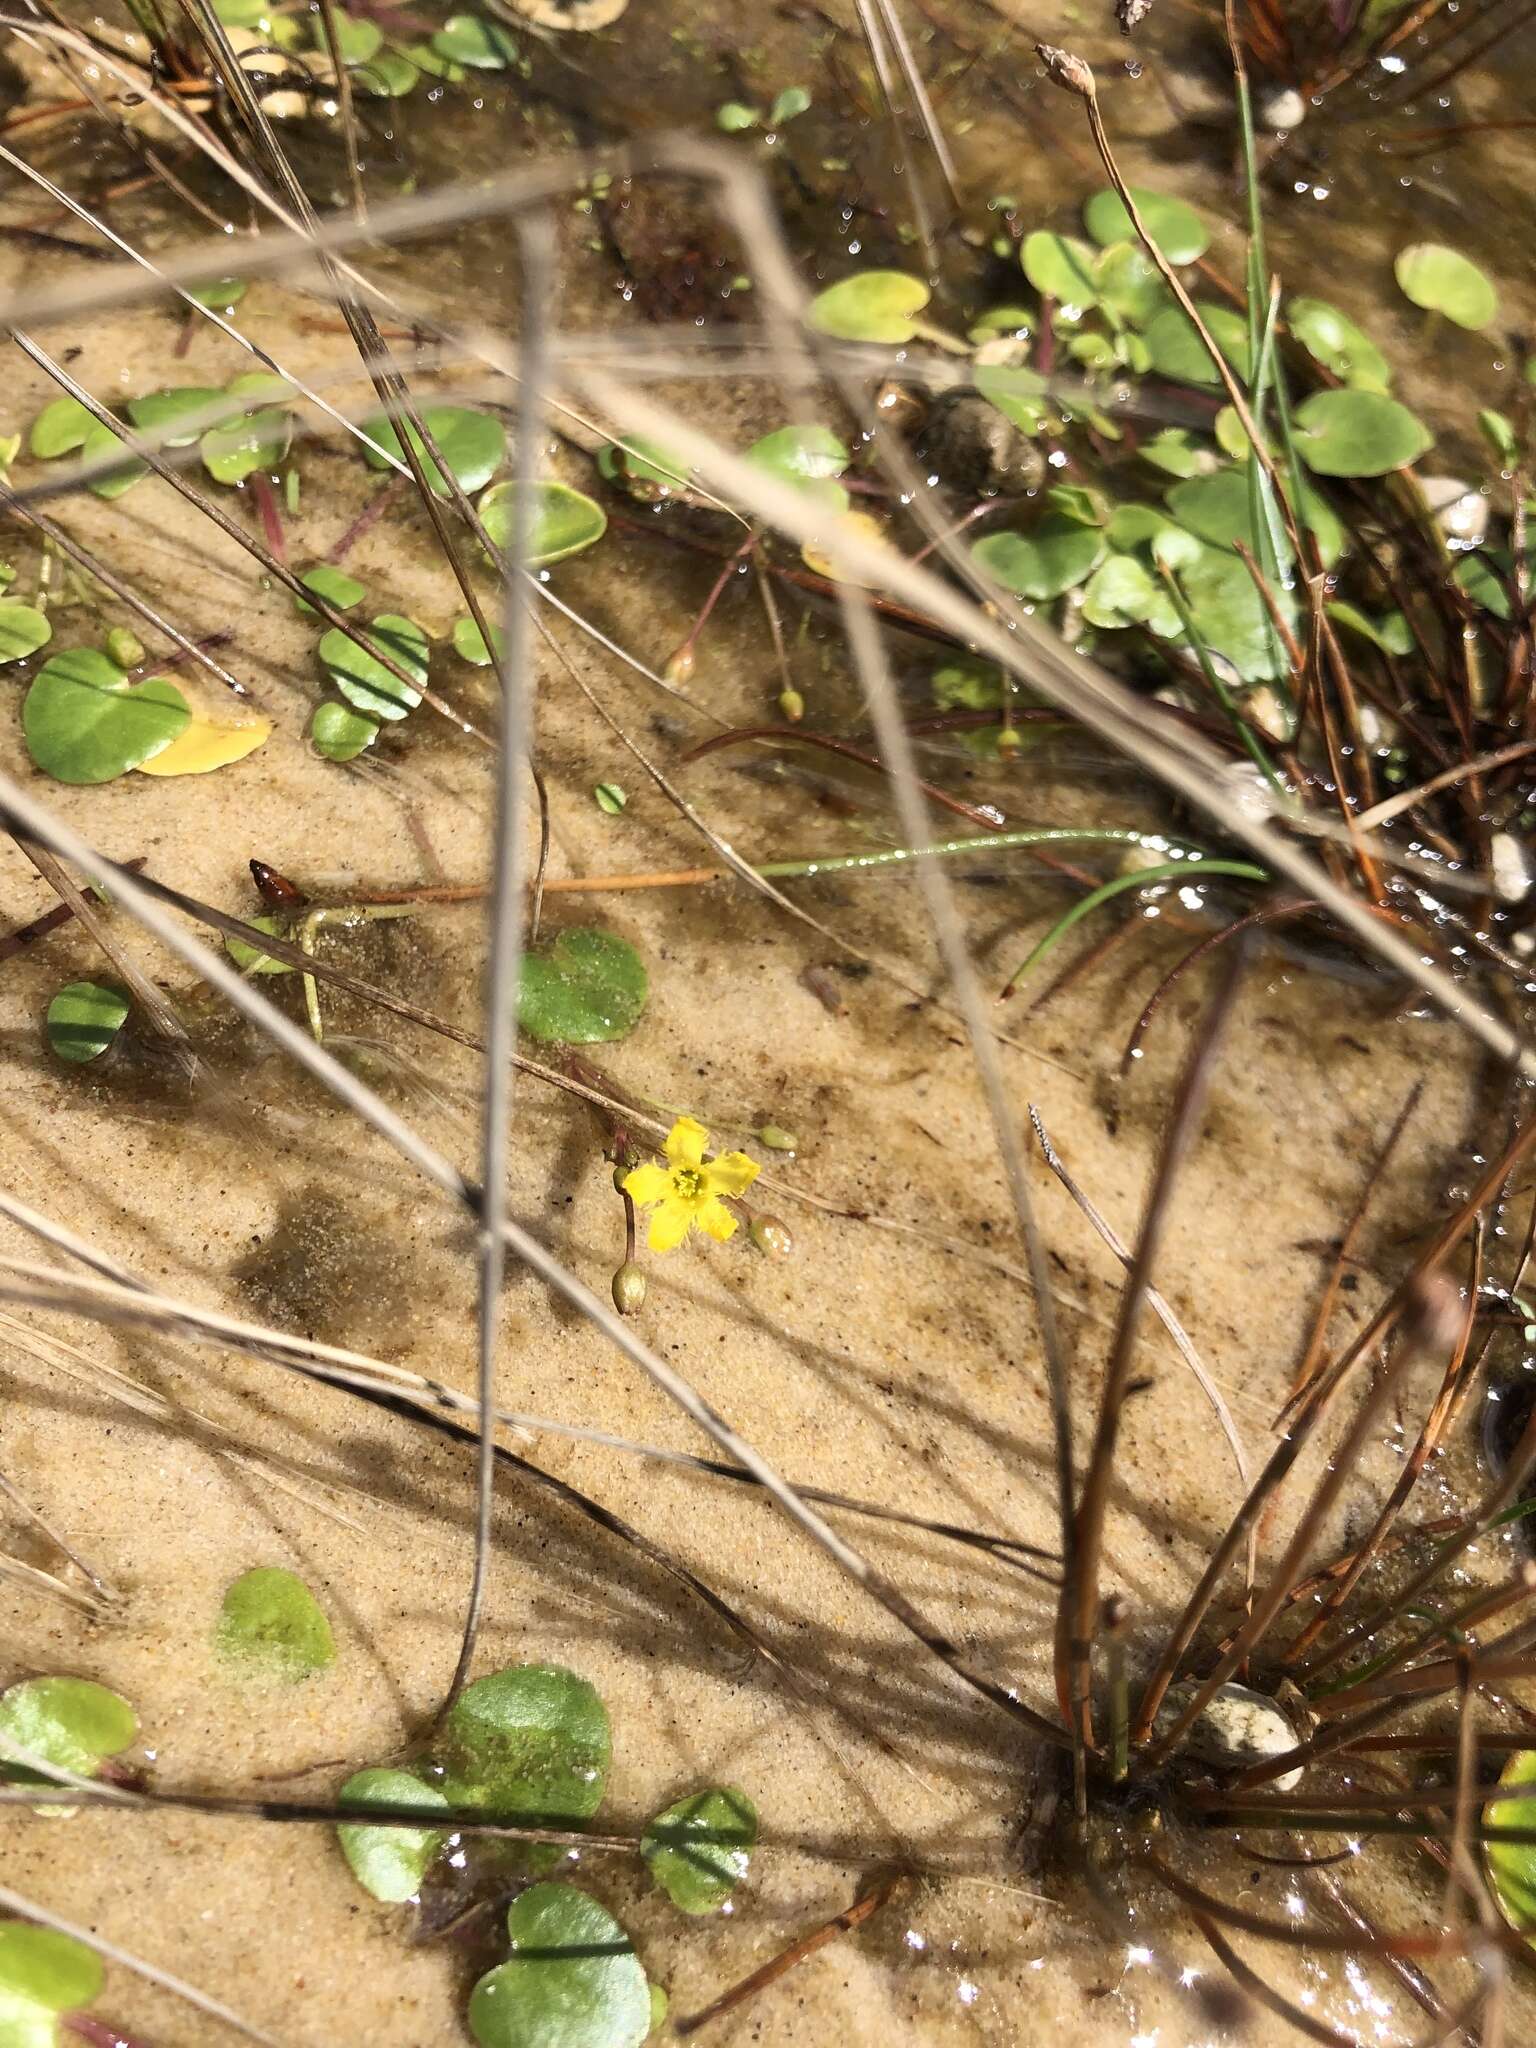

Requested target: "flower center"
[{"left": 670, "top": 1165, "right": 704, "bottom": 1200}]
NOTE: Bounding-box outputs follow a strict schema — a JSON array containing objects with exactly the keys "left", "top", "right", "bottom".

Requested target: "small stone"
[
  {"left": 1258, "top": 87, "right": 1307, "bottom": 132},
  {"left": 611, "top": 1261, "right": 647, "bottom": 1315},
  {"left": 1492, "top": 831, "right": 1533, "bottom": 905},
  {"left": 919, "top": 392, "right": 1046, "bottom": 496},
  {"left": 1421, "top": 476, "right": 1489, "bottom": 549},
  {"left": 1161, "top": 1680, "right": 1304, "bottom": 1791}
]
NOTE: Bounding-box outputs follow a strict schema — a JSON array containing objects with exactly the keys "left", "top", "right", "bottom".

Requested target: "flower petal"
[
  {"left": 622, "top": 1161, "right": 670, "bottom": 1206},
  {"left": 702, "top": 1150, "right": 760, "bottom": 1198},
  {"left": 664, "top": 1115, "right": 709, "bottom": 1170},
  {"left": 695, "top": 1197, "right": 739, "bottom": 1244},
  {"left": 647, "top": 1200, "right": 695, "bottom": 1253}
]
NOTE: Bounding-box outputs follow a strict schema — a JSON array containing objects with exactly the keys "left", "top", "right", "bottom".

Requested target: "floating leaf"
[
  {"left": 469, "top": 1884, "right": 650, "bottom": 2048},
  {"left": 200, "top": 393, "right": 292, "bottom": 485},
  {"left": 1083, "top": 186, "right": 1209, "bottom": 265},
  {"left": 1166, "top": 547, "right": 1294, "bottom": 684},
  {"left": 479, "top": 480, "right": 607, "bottom": 565},
  {"left": 23, "top": 650, "right": 189, "bottom": 784},
  {"left": 0, "top": 1925, "right": 102, "bottom": 2044},
  {"left": 1394, "top": 242, "right": 1497, "bottom": 331},
  {"left": 972, "top": 519, "right": 1104, "bottom": 602},
  {"left": 805, "top": 271, "right": 929, "bottom": 344},
  {"left": 1080, "top": 552, "right": 1172, "bottom": 632},
  {"left": 319, "top": 613, "right": 429, "bottom": 722},
  {"left": 1093, "top": 242, "right": 1167, "bottom": 327},
  {"left": 1293, "top": 388, "right": 1432, "bottom": 478},
  {"left": 768, "top": 84, "right": 811, "bottom": 124},
  {"left": 310, "top": 701, "right": 379, "bottom": 762},
  {"left": 126, "top": 386, "right": 223, "bottom": 448},
  {"left": 430, "top": 13, "right": 517, "bottom": 65},
  {"left": 435, "top": 1663, "right": 611, "bottom": 1816},
  {"left": 1488, "top": 1749, "right": 1536, "bottom": 1938},
  {"left": 28, "top": 396, "right": 95, "bottom": 460},
  {"left": 80, "top": 419, "right": 148, "bottom": 501},
  {"left": 224, "top": 913, "right": 295, "bottom": 976},
  {"left": 593, "top": 782, "right": 626, "bottom": 815},
  {"left": 362, "top": 404, "right": 505, "bottom": 497},
  {"left": 337, "top": 1768, "right": 450, "bottom": 1903},
  {"left": 44, "top": 982, "right": 131, "bottom": 1065},
  {"left": 1140, "top": 428, "right": 1216, "bottom": 479},
  {"left": 295, "top": 564, "right": 366, "bottom": 616},
  {"left": 451, "top": 616, "right": 506, "bottom": 666},
  {"left": 641, "top": 1786, "right": 757, "bottom": 1915},
  {"left": 354, "top": 48, "right": 421, "bottom": 94},
  {"left": 517, "top": 930, "right": 647, "bottom": 1046},
  {"left": 715, "top": 100, "right": 759, "bottom": 131},
  {"left": 1286, "top": 298, "right": 1390, "bottom": 392},
  {"left": 0, "top": 604, "right": 50, "bottom": 665},
  {"left": 398, "top": 37, "right": 465, "bottom": 78},
  {"left": 0, "top": 1676, "right": 136, "bottom": 1781},
  {"left": 746, "top": 423, "right": 849, "bottom": 485},
  {"left": 597, "top": 437, "right": 692, "bottom": 496},
  {"left": 215, "top": 1566, "right": 335, "bottom": 1680},
  {"left": 972, "top": 361, "right": 1053, "bottom": 436},
  {"left": 186, "top": 277, "right": 248, "bottom": 311},
  {"left": 311, "top": 7, "right": 381, "bottom": 61},
  {"left": 1020, "top": 230, "right": 1099, "bottom": 311},
  {"left": 135, "top": 704, "right": 271, "bottom": 776},
  {"left": 1142, "top": 302, "right": 1251, "bottom": 386}
]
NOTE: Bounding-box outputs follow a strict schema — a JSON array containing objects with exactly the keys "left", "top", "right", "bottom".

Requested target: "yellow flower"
[{"left": 622, "top": 1116, "right": 760, "bottom": 1253}]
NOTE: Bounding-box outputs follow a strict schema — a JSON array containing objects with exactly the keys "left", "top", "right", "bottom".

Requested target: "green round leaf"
[
  {"left": 0, "top": 1677, "right": 136, "bottom": 1779},
  {"left": 972, "top": 519, "right": 1104, "bottom": 602},
  {"left": 1293, "top": 388, "right": 1432, "bottom": 478},
  {"left": 81, "top": 419, "right": 148, "bottom": 501},
  {"left": 1020, "top": 231, "right": 1100, "bottom": 310},
  {"left": 1488, "top": 1749, "right": 1536, "bottom": 1937},
  {"left": 805, "top": 271, "right": 930, "bottom": 344},
  {"left": 28, "top": 396, "right": 95, "bottom": 460},
  {"left": 1143, "top": 302, "right": 1251, "bottom": 387},
  {"left": 354, "top": 47, "right": 420, "bottom": 94},
  {"left": 24, "top": 650, "right": 190, "bottom": 784},
  {"left": 319, "top": 614, "right": 429, "bottom": 722},
  {"left": 1079, "top": 552, "right": 1166, "bottom": 631},
  {"left": 224, "top": 913, "right": 296, "bottom": 976},
  {"left": 768, "top": 84, "right": 810, "bottom": 124},
  {"left": 362, "top": 404, "right": 505, "bottom": 497},
  {"left": 1327, "top": 601, "right": 1413, "bottom": 656},
  {"left": 200, "top": 399, "right": 291, "bottom": 485},
  {"left": 295, "top": 564, "right": 366, "bottom": 616},
  {"left": 972, "top": 361, "right": 1052, "bottom": 436},
  {"left": 746, "top": 424, "right": 849, "bottom": 484},
  {"left": 0, "top": 1925, "right": 103, "bottom": 2015},
  {"left": 1394, "top": 242, "right": 1498, "bottom": 331},
  {"left": 480, "top": 481, "right": 607, "bottom": 566},
  {"left": 430, "top": 13, "right": 517, "bottom": 66},
  {"left": 715, "top": 100, "right": 759, "bottom": 132},
  {"left": 310, "top": 701, "right": 379, "bottom": 762},
  {"left": 1166, "top": 547, "right": 1295, "bottom": 684},
  {"left": 0, "top": 604, "right": 50, "bottom": 665},
  {"left": 126, "top": 386, "right": 224, "bottom": 448},
  {"left": 1140, "top": 428, "right": 1216, "bottom": 479},
  {"left": 930, "top": 655, "right": 1002, "bottom": 710},
  {"left": 1083, "top": 187, "right": 1209, "bottom": 265},
  {"left": 434, "top": 1664, "right": 611, "bottom": 1817},
  {"left": 598, "top": 437, "right": 693, "bottom": 496},
  {"left": 186, "top": 277, "right": 248, "bottom": 312},
  {"left": 312, "top": 7, "right": 381, "bottom": 61},
  {"left": 215, "top": 1566, "right": 335, "bottom": 1680},
  {"left": 1286, "top": 298, "right": 1390, "bottom": 392},
  {"left": 45, "top": 981, "right": 130, "bottom": 1065},
  {"left": 398, "top": 38, "right": 465, "bottom": 79},
  {"left": 337, "top": 1768, "right": 450, "bottom": 1903},
  {"left": 469, "top": 1884, "right": 650, "bottom": 2048},
  {"left": 452, "top": 616, "right": 505, "bottom": 666},
  {"left": 517, "top": 929, "right": 647, "bottom": 1046},
  {"left": 641, "top": 1786, "right": 757, "bottom": 1914},
  {"left": 1093, "top": 242, "right": 1167, "bottom": 327}
]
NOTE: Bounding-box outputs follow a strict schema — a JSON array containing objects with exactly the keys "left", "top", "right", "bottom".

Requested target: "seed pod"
[
  {"left": 105, "top": 627, "right": 145, "bottom": 670},
  {"left": 664, "top": 644, "right": 697, "bottom": 685},
  {"left": 779, "top": 687, "right": 805, "bottom": 723},
  {"left": 755, "top": 1124, "right": 798, "bottom": 1153},
  {"left": 749, "top": 1216, "right": 793, "bottom": 1257},
  {"left": 1035, "top": 42, "right": 1095, "bottom": 98},
  {"left": 612, "top": 1261, "right": 647, "bottom": 1315}
]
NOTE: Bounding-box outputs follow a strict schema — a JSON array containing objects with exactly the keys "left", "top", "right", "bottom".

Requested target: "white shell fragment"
[
  {"left": 1161, "top": 1681, "right": 1304, "bottom": 1792},
  {"left": 1258, "top": 87, "right": 1307, "bottom": 133}
]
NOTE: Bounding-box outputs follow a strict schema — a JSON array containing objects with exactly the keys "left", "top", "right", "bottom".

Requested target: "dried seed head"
[
  {"left": 1034, "top": 43, "right": 1095, "bottom": 99},
  {"left": 611, "top": 1260, "right": 648, "bottom": 1315}
]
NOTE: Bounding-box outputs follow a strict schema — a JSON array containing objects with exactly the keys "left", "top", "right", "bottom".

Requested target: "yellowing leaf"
[
  {"left": 136, "top": 708, "right": 271, "bottom": 776},
  {"left": 800, "top": 510, "right": 890, "bottom": 588}
]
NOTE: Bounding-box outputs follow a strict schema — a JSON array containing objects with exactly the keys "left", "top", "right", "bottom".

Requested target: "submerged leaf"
[
  {"left": 0, "top": 1925, "right": 102, "bottom": 2038},
  {"left": 430, "top": 13, "right": 518, "bottom": 65},
  {"left": 311, "top": 6, "right": 381, "bottom": 61},
  {"left": 469, "top": 1884, "right": 650, "bottom": 2048},
  {"left": 295, "top": 564, "right": 367, "bottom": 616},
  {"left": 517, "top": 930, "right": 647, "bottom": 1046},
  {"left": 1286, "top": 298, "right": 1390, "bottom": 392},
  {"left": 44, "top": 982, "right": 131, "bottom": 1065},
  {"left": 1142, "top": 302, "right": 1251, "bottom": 387},
  {"left": 310, "top": 701, "right": 380, "bottom": 762},
  {"left": 1488, "top": 1749, "right": 1536, "bottom": 1938},
  {"left": 362, "top": 404, "right": 505, "bottom": 497},
  {"left": 200, "top": 395, "right": 292, "bottom": 485},
  {"left": 80, "top": 419, "right": 148, "bottom": 501},
  {"left": 1293, "top": 389, "right": 1432, "bottom": 478},
  {"left": 319, "top": 614, "right": 429, "bottom": 722},
  {"left": 641, "top": 1786, "right": 757, "bottom": 1914},
  {"left": 972, "top": 519, "right": 1104, "bottom": 601},
  {"left": 224, "top": 913, "right": 296, "bottom": 976},
  {"left": 479, "top": 480, "right": 607, "bottom": 565},
  {"left": 1020, "top": 230, "right": 1100, "bottom": 310},
  {"left": 126, "top": 386, "right": 224, "bottom": 447},
  {"left": 1082, "top": 186, "right": 1209, "bottom": 265},
  {"left": 0, "top": 1676, "right": 136, "bottom": 1779},
  {"left": 337, "top": 1768, "right": 450, "bottom": 1903},
  {"left": 435, "top": 1664, "right": 611, "bottom": 1816},
  {"left": 972, "top": 361, "right": 1053, "bottom": 436},
  {"left": 28, "top": 396, "right": 95, "bottom": 460},
  {"left": 215, "top": 1566, "right": 335, "bottom": 1680},
  {"left": 805, "top": 271, "right": 929, "bottom": 344},
  {"left": 135, "top": 705, "right": 271, "bottom": 776},
  {"left": 1394, "top": 242, "right": 1497, "bottom": 331},
  {"left": 0, "top": 604, "right": 50, "bottom": 666},
  {"left": 23, "top": 650, "right": 189, "bottom": 784}
]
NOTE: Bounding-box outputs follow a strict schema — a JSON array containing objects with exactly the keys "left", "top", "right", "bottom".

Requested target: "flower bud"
[
  {"left": 1034, "top": 42, "right": 1095, "bottom": 98},
  {"left": 612, "top": 1261, "right": 647, "bottom": 1315},
  {"left": 749, "top": 1216, "right": 793, "bottom": 1257},
  {"left": 778, "top": 687, "right": 805, "bottom": 723}
]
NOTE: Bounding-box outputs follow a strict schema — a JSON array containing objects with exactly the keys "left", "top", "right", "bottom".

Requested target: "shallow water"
[{"left": 0, "top": 2, "right": 1534, "bottom": 2043}]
